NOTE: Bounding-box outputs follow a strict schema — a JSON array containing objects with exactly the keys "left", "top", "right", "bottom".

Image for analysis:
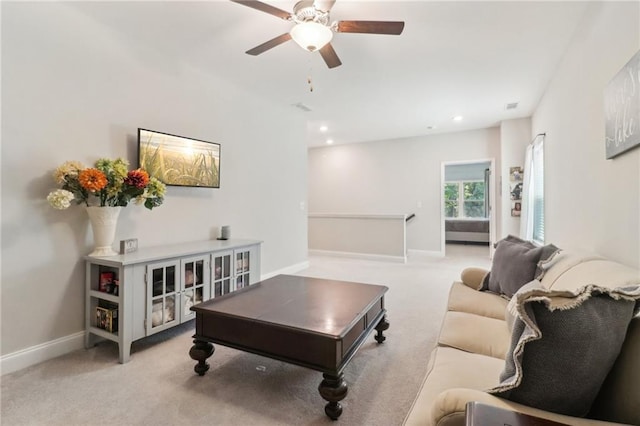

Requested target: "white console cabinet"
[{"left": 85, "top": 239, "right": 262, "bottom": 363}]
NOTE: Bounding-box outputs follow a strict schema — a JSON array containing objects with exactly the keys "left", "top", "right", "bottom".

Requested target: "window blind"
[{"left": 531, "top": 138, "right": 545, "bottom": 244}]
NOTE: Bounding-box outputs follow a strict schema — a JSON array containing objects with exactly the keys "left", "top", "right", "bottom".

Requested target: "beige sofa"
[{"left": 403, "top": 251, "right": 640, "bottom": 426}]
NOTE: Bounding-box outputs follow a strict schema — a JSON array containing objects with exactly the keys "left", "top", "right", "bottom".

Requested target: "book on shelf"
[
  {"left": 96, "top": 303, "right": 118, "bottom": 333},
  {"left": 99, "top": 271, "right": 115, "bottom": 293}
]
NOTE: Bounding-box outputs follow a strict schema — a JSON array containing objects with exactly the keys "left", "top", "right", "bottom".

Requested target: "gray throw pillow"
[
  {"left": 488, "top": 281, "right": 640, "bottom": 417},
  {"left": 487, "top": 236, "right": 544, "bottom": 296},
  {"left": 483, "top": 236, "right": 561, "bottom": 296},
  {"left": 535, "top": 243, "right": 561, "bottom": 280}
]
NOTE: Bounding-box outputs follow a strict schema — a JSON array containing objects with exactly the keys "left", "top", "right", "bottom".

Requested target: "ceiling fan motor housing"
[{"left": 293, "top": 0, "right": 330, "bottom": 25}]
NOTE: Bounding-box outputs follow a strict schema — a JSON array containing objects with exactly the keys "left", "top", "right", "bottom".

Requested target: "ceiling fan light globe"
[{"left": 290, "top": 22, "right": 333, "bottom": 52}]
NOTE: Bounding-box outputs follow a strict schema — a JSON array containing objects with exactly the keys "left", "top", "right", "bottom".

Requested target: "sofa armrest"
[
  {"left": 460, "top": 268, "right": 489, "bottom": 291},
  {"left": 431, "top": 388, "right": 622, "bottom": 426}
]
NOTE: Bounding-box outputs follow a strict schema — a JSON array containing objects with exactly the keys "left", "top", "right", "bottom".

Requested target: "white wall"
[
  {"left": 532, "top": 1, "right": 640, "bottom": 268},
  {"left": 499, "top": 118, "right": 531, "bottom": 238},
  {"left": 308, "top": 128, "right": 500, "bottom": 253},
  {"left": 1, "top": 3, "right": 308, "bottom": 357}
]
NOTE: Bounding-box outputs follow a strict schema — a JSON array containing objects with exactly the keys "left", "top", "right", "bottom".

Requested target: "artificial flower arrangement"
[{"left": 47, "top": 158, "right": 166, "bottom": 210}]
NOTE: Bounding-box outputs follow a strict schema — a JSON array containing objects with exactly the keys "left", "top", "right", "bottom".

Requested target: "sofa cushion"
[
  {"left": 438, "top": 311, "right": 510, "bottom": 359},
  {"left": 488, "top": 280, "right": 640, "bottom": 417},
  {"left": 403, "top": 346, "right": 504, "bottom": 426},
  {"left": 486, "top": 236, "right": 544, "bottom": 296},
  {"left": 447, "top": 281, "right": 508, "bottom": 320}
]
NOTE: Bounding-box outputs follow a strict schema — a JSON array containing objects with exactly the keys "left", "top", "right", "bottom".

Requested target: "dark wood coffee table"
[
  {"left": 188, "top": 274, "right": 389, "bottom": 420},
  {"left": 465, "top": 402, "right": 571, "bottom": 426}
]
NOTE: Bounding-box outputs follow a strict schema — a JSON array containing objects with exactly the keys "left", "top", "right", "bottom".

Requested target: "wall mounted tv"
[{"left": 138, "top": 128, "right": 220, "bottom": 188}]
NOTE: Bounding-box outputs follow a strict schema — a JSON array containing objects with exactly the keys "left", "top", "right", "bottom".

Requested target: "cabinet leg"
[
  {"left": 318, "top": 372, "right": 348, "bottom": 420},
  {"left": 119, "top": 342, "right": 132, "bottom": 364},
  {"left": 189, "top": 339, "right": 214, "bottom": 376},
  {"left": 374, "top": 315, "right": 390, "bottom": 343},
  {"left": 85, "top": 332, "right": 98, "bottom": 349}
]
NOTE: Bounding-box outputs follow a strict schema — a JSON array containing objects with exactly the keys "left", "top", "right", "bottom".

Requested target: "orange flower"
[
  {"left": 124, "top": 169, "right": 150, "bottom": 189},
  {"left": 78, "top": 168, "right": 108, "bottom": 192}
]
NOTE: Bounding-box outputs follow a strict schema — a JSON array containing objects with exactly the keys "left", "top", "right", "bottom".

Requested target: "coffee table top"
[
  {"left": 465, "top": 402, "right": 570, "bottom": 426},
  {"left": 191, "top": 274, "right": 388, "bottom": 338}
]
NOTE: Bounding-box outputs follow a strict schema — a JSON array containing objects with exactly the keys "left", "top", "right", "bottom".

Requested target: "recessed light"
[
  {"left": 452, "top": 116, "right": 463, "bottom": 122},
  {"left": 326, "top": 139, "right": 334, "bottom": 145},
  {"left": 426, "top": 125, "right": 436, "bottom": 130},
  {"left": 319, "top": 125, "right": 328, "bottom": 132}
]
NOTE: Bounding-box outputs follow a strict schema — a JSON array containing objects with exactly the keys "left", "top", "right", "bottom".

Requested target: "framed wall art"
[
  {"left": 604, "top": 49, "right": 640, "bottom": 159},
  {"left": 509, "top": 166, "right": 523, "bottom": 217}
]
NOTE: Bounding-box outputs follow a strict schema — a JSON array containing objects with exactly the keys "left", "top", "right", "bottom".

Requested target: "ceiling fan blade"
[
  {"left": 246, "top": 33, "right": 292, "bottom": 55},
  {"left": 313, "top": 0, "right": 336, "bottom": 12},
  {"left": 337, "top": 20, "right": 405, "bottom": 35},
  {"left": 319, "top": 43, "right": 342, "bottom": 69},
  {"left": 230, "top": 0, "right": 291, "bottom": 20}
]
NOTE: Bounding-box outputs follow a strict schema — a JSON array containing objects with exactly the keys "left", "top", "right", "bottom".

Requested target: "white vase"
[{"left": 86, "top": 206, "right": 122, "bottom": 257}]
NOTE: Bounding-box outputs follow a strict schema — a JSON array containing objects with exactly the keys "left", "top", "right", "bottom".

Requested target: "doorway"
[{"left": 440, "top": 159, "right": 496, "bottom": 259}]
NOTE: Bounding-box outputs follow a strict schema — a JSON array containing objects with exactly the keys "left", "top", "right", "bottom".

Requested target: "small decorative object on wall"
[
  {"left": 513, "top": 201, "right": 522, "bottom": 217},
  {"left": 509, "top": 166, "right": 523, "bottom": 217},
  {"left": 605, "top": 49, "right": 640, "bottom": 159},
  {"left": 46, "top": 158, "right": 166, "bottom": 256},
  {"left": 509, "top": 167, "right": 523, "bottom": 182},
  {"left": 138, "top": 128, "right": 221, "bottom": 188}
]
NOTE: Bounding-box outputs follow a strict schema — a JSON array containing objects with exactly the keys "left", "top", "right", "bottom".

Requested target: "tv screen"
[{"left": 138, "top": 128, "right": 220, "bottom": 188}]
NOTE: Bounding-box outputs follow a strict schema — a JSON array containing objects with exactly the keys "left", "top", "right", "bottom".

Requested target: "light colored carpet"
[{"left": 1, "top": 245, "right": 491, "bottom": 426}]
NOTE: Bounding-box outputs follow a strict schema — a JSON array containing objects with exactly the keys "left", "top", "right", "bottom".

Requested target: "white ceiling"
[{"left": 70, "top": 1, "right": 589, "bottom": 147}]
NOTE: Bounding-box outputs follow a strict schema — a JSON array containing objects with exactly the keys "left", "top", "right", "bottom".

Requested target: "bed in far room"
[{"left": 445, "top": 218, "right": 490, "bottom": 244}]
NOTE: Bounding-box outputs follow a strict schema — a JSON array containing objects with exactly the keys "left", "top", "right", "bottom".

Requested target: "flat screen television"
[{"left": 138, "top": 128, "right": 220, "bottom": 188}]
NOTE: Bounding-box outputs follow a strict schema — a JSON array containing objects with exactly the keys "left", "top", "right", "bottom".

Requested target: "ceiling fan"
[{"left": 230, "top": 0, "right": 405, "bottom": 69}]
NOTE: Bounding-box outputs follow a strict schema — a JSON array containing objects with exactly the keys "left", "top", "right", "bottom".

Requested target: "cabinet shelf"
[
  {"left": 89, "top": 290, "right": 119, "bottom": 303},
  {"left": 88, "top": 326, "right": 118, "bottom": 341}
]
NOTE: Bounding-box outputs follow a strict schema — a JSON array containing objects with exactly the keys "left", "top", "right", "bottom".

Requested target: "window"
[
  {"left": 444, "top": 183, "right": 459, "bottom": 217},
  {"left": 522, "top": 135, "right": 545, "bottom": 244},
  {"left": 444, "top": 181, "right": 486, "bottom": 218}
]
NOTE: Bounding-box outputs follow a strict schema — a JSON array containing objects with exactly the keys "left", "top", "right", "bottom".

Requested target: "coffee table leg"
[
  {"left": 374, "top": 315, "right": 390, "bottom": 343},
  {"left": 189, "top": 339, "right": 214, "bottom": 376},
  {"left": 318, "top": 372, "right": 348, "bottom": 420}
]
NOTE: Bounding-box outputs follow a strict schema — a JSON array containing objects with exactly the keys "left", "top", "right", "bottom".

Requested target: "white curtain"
[
  {"left": 520, "top": 134, "right": 545, "bottom": 243},
  {"left": 520, "top": 144, "right": 534, "bottom": 240}
]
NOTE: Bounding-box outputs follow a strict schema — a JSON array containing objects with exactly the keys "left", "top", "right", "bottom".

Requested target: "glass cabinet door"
[
  {"left": 234, "top": 249, "right": 252, "bottom": 290},
  {"left": 146, "top": 260, "right": 180, "bottom": 334},
  {"left": 181, "top": 256, "right": 209, "bottom": 321},
  {"left": 212, "top": 251, "right": 233, "bottom": 298}
]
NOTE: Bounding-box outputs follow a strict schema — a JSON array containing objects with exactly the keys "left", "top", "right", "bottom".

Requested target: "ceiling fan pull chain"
[{"left": 308, "top": 67, "right": 314, "bottom": 92}]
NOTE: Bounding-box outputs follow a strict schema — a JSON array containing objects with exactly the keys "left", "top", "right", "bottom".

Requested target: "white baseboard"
[
  {"left": 308, "top": 249, "right": 406, "bottom": 263},
  {"left": 407, "top": 249, "right": 444, "bottom": 258},
  {"left": 261, "top": 260, "right": 310, "bottom": 280},
  {"left": 1, "top": 331, "right": 85, "bottom": 376},
  {"left": 2, "top": 262, "right": 311, "bottom": 376}
]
